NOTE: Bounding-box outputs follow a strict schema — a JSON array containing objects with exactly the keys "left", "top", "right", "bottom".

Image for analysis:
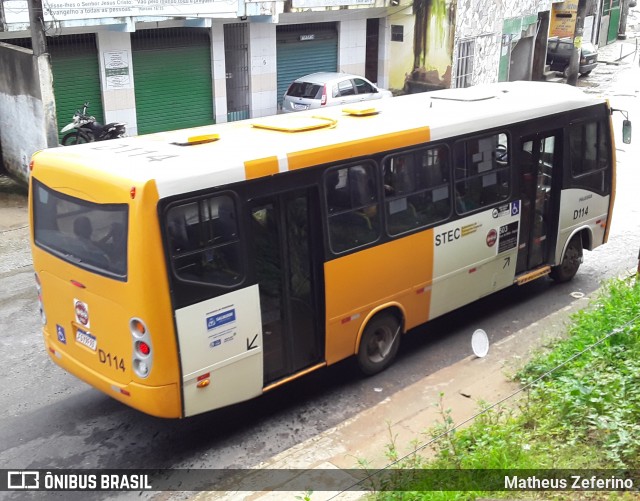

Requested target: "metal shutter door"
[
  {"left": 49, "top": 35, "right": 104, "bottom": 143},
  {"left": 276, "top": 24, "right": 338, "bottom": 107},
  {"left": 132, "top": 28, "right": 214, "bottom": 135}
]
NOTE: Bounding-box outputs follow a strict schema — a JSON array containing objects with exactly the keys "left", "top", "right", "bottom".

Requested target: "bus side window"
[
  {"left": 166, "top": 195, "right": 243, "bottom": 286},
  {"left": 454, "top": 132, "right": 510, "bottom": 214},
  {"left": 384, "top": 145, "right": 451, "bottom": 235},
  {"left": 569, "top": 120, "right": 610, "bottom": 194},
  {"left": 325, "top": 163, "right": 380, "bottom": 253}
]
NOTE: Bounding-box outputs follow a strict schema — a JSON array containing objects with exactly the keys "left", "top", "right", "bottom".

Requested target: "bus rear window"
[{"left": 33, "top": 180, "right": 128, "bottom": 279}]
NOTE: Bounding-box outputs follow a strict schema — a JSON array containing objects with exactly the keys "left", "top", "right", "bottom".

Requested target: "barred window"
[
  {"left": 391, "top": 25, "right": 404, "bottom": 42},
  {"left": 454, "top": 39, "right": 475, "bottom": 88}
]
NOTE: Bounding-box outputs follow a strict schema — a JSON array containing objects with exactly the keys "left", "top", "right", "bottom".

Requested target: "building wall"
[
  {"left": 387, "top": 11, "right": 418, "bottom": 90},
  {"left": 338, "top": 19, "right": 367, "bottom": 76},
  {"left": 0, "top": 43, "right": 55, "bottom": 183},
  {"left": 377, "top": 16, "right": 392, "bottom": 90},
  {"left": 455, "top": 0, "right": 551, "bottom": 87},
  {"left": 249, "top": 23, "right": 278, "bottom": 118},
  {"left": 0, "top": 0, "right": 556, "bottom": 182},
  {"left": 96, "top": 31, "right": 138, "bottom": 135},
  {"left": 212, "top": 23, "right": 228, "bottom": 124}
]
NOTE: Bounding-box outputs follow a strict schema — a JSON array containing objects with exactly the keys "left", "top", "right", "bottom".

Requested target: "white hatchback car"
[{"left": 282, "top": 72, "right": 393, "bottom": 113}]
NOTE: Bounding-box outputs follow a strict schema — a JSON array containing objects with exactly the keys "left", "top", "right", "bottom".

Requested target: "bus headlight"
[{"left": 130, "top": 317, "right": 153, "bottom": 379}]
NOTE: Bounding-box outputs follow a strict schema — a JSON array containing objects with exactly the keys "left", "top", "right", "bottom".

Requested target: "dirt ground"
[{"left": 0, "top": 172, "right": 28, "bottom": 231}]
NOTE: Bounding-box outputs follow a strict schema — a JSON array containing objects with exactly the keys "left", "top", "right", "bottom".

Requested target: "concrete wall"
[
  {"left": 0, "top": 42, "right": 57, "bottom": 184},
  {"left": 96, "top": 31, "right": 139, "bottom": 136},
  {"left": 338, "top": 19, "right": 367, "bottom": 76},
  {"left": 248, "top": 23, "right": 278, "bottom": 118}
]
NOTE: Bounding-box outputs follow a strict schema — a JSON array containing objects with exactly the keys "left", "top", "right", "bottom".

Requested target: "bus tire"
[
  {"left": 357, "top": 312, "right": 401, "bottom": 376},
  {"left": 550, "top": 235, "right": 583, "bottom": 283}
]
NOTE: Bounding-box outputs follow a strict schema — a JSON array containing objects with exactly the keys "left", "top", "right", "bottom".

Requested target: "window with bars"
[
  {"left": 454, "top": 39, "right": 475, "bottom": 88},
  {"left": 391, "top": 25, "right": 404, "bottom": 42}
]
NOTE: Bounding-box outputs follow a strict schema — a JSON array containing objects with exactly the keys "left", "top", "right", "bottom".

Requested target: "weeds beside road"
[{"left": 364, "top": 276, "right": 640, "bottom": 499}]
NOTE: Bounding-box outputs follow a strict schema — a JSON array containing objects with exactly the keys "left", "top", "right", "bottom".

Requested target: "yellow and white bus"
[{"left": 30, "top": 81, "right": 623, "bottom": 418}]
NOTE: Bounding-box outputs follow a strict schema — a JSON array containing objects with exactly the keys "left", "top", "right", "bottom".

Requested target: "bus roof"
[{"left": 34, "top": 81, "right": 605, "bottom": 198}]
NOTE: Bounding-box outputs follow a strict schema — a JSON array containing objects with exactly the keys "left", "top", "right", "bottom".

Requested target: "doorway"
[
  {"left": 250, "top": 188, "right": 324, "bottom": 384},
  {"left": 516, "top": 132, "right": 561, "bottom": 273}
]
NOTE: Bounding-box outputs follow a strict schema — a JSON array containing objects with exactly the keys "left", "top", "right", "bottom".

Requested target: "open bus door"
[
  {"left": 249, "top": 187, "right": 325, "bottom": 385},
  {"left": 516, "top": 132, "right": 562, "bottom": 274}
]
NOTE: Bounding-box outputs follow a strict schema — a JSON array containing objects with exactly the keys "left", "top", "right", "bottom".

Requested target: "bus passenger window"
[
  {"left": 383, "top": 145, "right": 451, "bottom": 235},
  {"left": 325, "top": 163, "right": 380, "bottom": 253},
  {"left": 454, "top": 132, "right": 510, "bottom": 214},
  {"left": 569, "top": 120, "right": 610, "bottom": 194},
  {"left": 166, "top": 195, "right": 242, "bottom": 286}
]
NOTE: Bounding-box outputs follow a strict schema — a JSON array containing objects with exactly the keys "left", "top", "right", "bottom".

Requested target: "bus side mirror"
[{"left": 622, "top": 119, "right": 632, "bottom": 144}]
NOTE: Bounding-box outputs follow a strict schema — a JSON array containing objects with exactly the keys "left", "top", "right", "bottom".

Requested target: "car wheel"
[{"left": 563, "top": 66, "right": 570, "bottom": 78}]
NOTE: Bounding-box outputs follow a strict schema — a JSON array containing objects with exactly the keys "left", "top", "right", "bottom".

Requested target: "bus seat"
[{"left": 167, "top": 213, "right": 189, "bottom": 252}]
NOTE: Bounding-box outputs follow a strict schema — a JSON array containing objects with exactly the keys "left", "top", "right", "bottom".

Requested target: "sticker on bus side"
[
  {"left": 498, "top": 221, "right": 519, "bottom": 253},
  {"left": 206, "top": 309, "right": 236, "bottom": 331},
  {"left": 74, "top": 299, "right": 90, "bottom": 328},
  {"left": 206, "top": 308, "right": 238, "bottom": 350},
  {"left": 56, "top": 324, "right": 67, "bottom": 344}
]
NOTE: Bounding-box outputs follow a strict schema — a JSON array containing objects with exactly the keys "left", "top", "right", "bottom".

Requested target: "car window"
[
  {"left": 559, "top": 42, "right": 573, "bottom": 52},
  {"left": 354, "top": 78, "right": 374, "bottom": 94},
  {"left": 337, "top": 79, "right": 356, "bottom": 97},
  {"left": 287, "top": 82, "right": 322, "bottom": 99}
]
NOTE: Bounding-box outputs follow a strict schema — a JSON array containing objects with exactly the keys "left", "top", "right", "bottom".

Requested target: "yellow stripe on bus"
[
  {"left": 244, "top": 156, "right": 280, "bottom": 180},
  {"left": 604, "top": 100, "right": 616, "bottom": 243},
  {"left": 323, "top": 228, "right": 434, "bottom": 365},
  {"left": 287, "top": 127, "right": 431, "bottom": 170}
]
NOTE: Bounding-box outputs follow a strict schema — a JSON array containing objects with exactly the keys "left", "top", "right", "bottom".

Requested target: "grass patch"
[{"left": 362, "top": 277, "right": 640, "bottom": 500}]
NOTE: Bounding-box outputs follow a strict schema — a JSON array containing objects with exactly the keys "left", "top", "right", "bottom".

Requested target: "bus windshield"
[{"left": 33, "top": 179, "right": 128, "bottom": 279}]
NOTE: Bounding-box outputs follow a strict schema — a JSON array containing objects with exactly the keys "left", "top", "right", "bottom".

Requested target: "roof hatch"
[{"left": 252, "top": 115, "right": 337, "bottom": 132}]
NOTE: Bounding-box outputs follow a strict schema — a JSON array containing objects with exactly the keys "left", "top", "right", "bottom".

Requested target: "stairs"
[{"left": 542, "top": 64, "right": 564, "bottom": 83}]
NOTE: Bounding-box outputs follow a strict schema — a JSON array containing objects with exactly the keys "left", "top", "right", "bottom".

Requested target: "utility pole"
[
  {"left": 27, "top": 0, "right": 48, "bottom": 56},
  {"left": 619, "top": 0, "right": 630, "bottom": 40},
  {"left": 566, "top": 0, "right": 587, "bottom": 86}
]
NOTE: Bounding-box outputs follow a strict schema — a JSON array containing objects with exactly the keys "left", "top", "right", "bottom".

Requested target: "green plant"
[{"left": 364, "top": 278, "right": 640, "bottom": 500}]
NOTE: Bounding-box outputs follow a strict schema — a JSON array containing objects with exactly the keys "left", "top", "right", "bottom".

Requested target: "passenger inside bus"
[
  {"left": 73, "top": 215, "right": 93, "bottom": 241},
  {"left": 326, "top": 166, "right": 379, "bottom": 251}
]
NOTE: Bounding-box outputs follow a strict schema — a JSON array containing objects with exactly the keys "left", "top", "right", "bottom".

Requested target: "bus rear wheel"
[
  {"left": 357, "top": 312, "right": 401, "bottom": 376},
  {"left": 550, "top": 235, "right": 583, "bottom": 282}
]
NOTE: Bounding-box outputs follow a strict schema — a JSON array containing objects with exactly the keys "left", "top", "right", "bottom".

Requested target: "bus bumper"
[{"left": 44, "top": 335, "right": 182, "bottom": 419}]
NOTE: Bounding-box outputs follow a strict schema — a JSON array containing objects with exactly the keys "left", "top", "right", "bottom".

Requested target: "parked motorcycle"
[{"left": 60, "top": 103, "right": 127, "bottom": 145}]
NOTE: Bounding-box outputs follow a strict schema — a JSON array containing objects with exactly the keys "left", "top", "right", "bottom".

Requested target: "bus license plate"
[{"left": 76, "top": 328, "right": 97, "bottom": 351}]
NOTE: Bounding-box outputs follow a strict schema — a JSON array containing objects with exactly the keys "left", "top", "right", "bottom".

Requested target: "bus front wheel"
[
  {"left": 550, "top": 235, "right": 583, "bottom": 282},
  {"left": 357, "top": 312, "right": 401, "bottom": 376}
]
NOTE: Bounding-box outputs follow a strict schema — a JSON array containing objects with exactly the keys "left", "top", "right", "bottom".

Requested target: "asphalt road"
[{"left": 0, "top": 46, "right": 638, "bottom": 501}]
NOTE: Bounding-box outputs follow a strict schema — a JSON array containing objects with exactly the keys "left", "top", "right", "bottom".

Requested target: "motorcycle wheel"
[{"left": 61, "top": 130, "right": 92, "bottom": 146}]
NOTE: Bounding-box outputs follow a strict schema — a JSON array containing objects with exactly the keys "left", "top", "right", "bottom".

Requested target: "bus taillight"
[
  {"left": 34, "top": 273, "right": 46, "bottom": 325},
  {"left": 130, "top": 317, "right": 153, "bottom": 379}
]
